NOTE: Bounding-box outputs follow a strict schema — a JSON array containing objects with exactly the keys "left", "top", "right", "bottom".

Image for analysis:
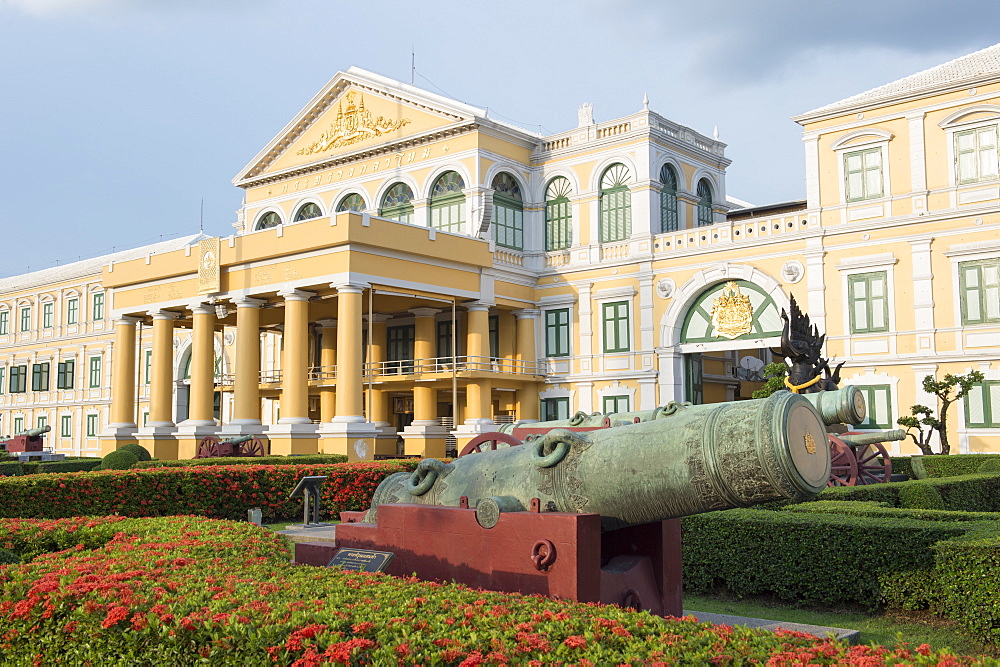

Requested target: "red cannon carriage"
[
  {"left": 195, "top": 434, "right": 266, "bottom": 459},
  {"left": 2, "top": 426, "right": 51, "bottom": 454}
]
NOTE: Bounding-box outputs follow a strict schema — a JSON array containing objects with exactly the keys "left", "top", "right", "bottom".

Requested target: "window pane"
[
  {"left": 959, "top": 152, "right": 977, "bottom": 181},
  {"left": 957, "top": 130, "right": 976, "bottom": 152},
  {"left": 967, "top": 385, "right": 986, "bottom": 424},
  {"left": 846, "top": 153, "right": 862, "bottom": 172},
  {"left": 989, "top": 384, "right": 1000, "bottom": 427},
  {"left": 874, "top": 388, "right": 890, "bottom": 426},
  {"left": 847, "top": 172, "right": 863, "bottom": 199},
  {"left": 853, "top": 301, "right": 868, "bottom": 330},
  {"left": 865, "top": 168, "right": 882, "bottom": 197},
  {"left": 870, "top": 298, "right": 885, "bottom": 329}
]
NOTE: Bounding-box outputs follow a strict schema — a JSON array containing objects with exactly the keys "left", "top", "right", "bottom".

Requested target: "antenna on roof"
[
  {"left": 199, "top": 198, "right": 204, "bottom": 233},
  {"left": 411, "top": 45, "right": 415, "bottom": 85}
]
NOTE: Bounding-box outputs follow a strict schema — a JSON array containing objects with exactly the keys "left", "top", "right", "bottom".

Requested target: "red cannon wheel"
[
  {"left": 196, "top": 436, "right": 221, "bottom": 459},
  {"left": 854, "top": 442, "right": 893, "bottom": 485},
  {"left": 458, "top": 432, "right": 523, "bottom": 457},
  {"left": 240, "top": 436, "right": 266, "bottom": 457},
  {"left": 827, "top": 435, "right": 859, "bottom": 487}
]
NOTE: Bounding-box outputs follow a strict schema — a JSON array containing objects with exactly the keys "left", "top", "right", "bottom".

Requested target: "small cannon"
[
  {"left": 195, "top": 434, "right": 266, "bottom": 459},
  {"left": 4, "top": 426, "right": 51, "bottom": 454}
]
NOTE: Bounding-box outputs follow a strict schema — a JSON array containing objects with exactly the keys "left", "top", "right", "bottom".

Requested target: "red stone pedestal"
[{"left": 322, "top": 504, "right": 682, "bottom": 617}]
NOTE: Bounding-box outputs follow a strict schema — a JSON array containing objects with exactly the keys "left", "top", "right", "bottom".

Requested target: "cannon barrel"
[
  {"left": 17, "top": 426, "right": 51, "bottom": 438},
  {"left": 219, "top": 434, "right": 253, "bottom": 446},
  {"left": 801, "top": 386, "right": 866, "bottom": 426},
  {"left": 367, "top": 390, "right": 832, "bottom": 531},
  {"left": 840, "top": 429, "right": 905, "bottom": 446},
  {"left": 497, "top": 404, "right": 687, "bottom": 434}
]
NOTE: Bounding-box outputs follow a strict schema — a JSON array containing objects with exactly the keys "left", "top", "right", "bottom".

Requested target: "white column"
[{"left": 910, "top": 239, "right": 936, "bottom": 354}]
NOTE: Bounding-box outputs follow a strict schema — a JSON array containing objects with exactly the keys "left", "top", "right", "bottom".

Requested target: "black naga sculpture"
[{"left": 775, "top": 295, "right": 844, "bottom": 394}]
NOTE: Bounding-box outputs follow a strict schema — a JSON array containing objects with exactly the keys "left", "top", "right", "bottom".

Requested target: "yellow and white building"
[{"left": 2, "top": 49, "right": 999, "bottom": 459}]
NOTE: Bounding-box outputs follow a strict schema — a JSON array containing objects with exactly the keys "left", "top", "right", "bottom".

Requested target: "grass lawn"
[{"left": 685, "top": 592, "right": 997, "bottom": 658}]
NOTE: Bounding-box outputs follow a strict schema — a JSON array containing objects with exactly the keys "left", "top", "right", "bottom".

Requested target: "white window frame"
[
  {"left": 939, "top": 105, "right": 1000, "bottom": 188},
  {"left": 594, "top": 286, "right": 636, "bottom": 356},
  {"left": 835, "top": 254, "right": 898, "bottom": 354}
]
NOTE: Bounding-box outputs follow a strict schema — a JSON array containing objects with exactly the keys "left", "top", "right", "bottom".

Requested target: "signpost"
[
  {"left": 288, "top": 476, "right": 327, "bottom": 527},
  {"left": 327, "top": 548, "right": 395, "bottom": 572}
]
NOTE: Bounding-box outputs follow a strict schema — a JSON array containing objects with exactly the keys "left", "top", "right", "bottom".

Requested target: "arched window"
[
  {"left": 293, "top": 202, "right": 322, "bottom": 222},
  {"left": 697, "top": 179, "right": 714, "bottom": 227},
  {"left": 659, "top": 164, "right": 679, "bottom": 232},
  {"left": 545, "top": 177, "right": 572, "bottom": 251},
  {"left": 254, "top": 211, "right": 281, "bottom": 231},
  {"left": 599, "top": 164, "right": 631, "bottom": 242},
  {"left": 491, "top": 172, "right": 523, "bottom": 250},
  {"left": 429, "top": 171, "right": 466, "bottom": 233},
  {"left": 336, "top": 193, "right": 367, "bottom": 213},
  {"left": 380, "top": 182, "right": 415, "bottom": 223}
]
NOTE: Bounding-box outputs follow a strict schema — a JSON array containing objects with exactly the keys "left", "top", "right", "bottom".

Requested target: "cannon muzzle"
[
  {"left": 367, "top": 390, "right": 831, "bottom": 531},
  {"left": 18, "top": 426, "right": 51, "bottom": 438},
  {"left": 840, "top": 429, "right": 905, "bottom": 446}
]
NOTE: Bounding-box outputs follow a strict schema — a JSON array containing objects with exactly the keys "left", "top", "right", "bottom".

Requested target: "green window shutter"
[
  {"left": 959, "top": 259, "right": 1000, "bottom": 325},
  {"left": 660, "top": 164, "right": 679, "bottom": 232},
  {"left": 57, "top": 360, "right": 75, "bottom": 390},
  {"left": 602, "top": 395, "right": 630, "bottom": 413},
  {"left": 31, "top": 363, "right": 49, "bottom": 392},
  {"left": 599, "top": 164, "right": 631, "bottom": 243},
  {"left": 144, "top": 350, "right": 153, "bottom": 385},
  {"left": 545, "top": 178, "right": 572, "bottom": 251},
  {"left": 20, "top": 307, "right": 31, "bottom": 332},
  {"left": 491, "top": 173, "right": 523, "bottom": 250},
  {"left": 36, "top": 416, "right": 46, "bottom": 430},
  {"left": 89, "top": 357, "right": 101, "bottom": 388},
  {"left": 0, "top": 368, "right": 5, "bottom": 395},
  {"left": 380, "top": 183, "right": 415, "bottom": 223},
  {"left": 61, "top": 415, "right": 72, "bottom": 437},
  {"left": 856, "top": 385, "right": 892, "bottom": 429},
  {"left": 844, "top": 147, "right": 884, "bottom": 201},
  {"left": 429, "top": 172, "right": 466, "bottom": 233},
  {"left": 0, "top": 310, "right": 7, "bottom": 335},
  {"left": 848, "top": 271, "right": 889, "bottom": 333},
  {"left": 602, "top": 301, "right": 630, "bottom": 353},
  {"left": 544, "top": 309, "right": 570, "bottom": 357},
  {"left": 13, "top": 417, "right": 24, "bottom": 433},
  {"left": 42, "top": 303, "right": 53, "bottom": 329},
  {"left": 66, "top": 299, "right": 78, "bottom": 325},
  {"left": 92, "top": 293, "right": 105, "bottom": 320},
  {"left": 696, "top": 180, "right": 713, "bottom": 227},
  {"left": 86, "top": 414, "right": 98, "bottom": 437},
  {"left": 965, "top": 381, "right": 1000, "bottom": 428}
]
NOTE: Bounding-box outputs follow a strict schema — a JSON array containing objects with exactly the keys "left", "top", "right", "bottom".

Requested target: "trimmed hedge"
[
  {"left": 911, "top": 454, "right": 1000, "bottom": 479},
  {"left": 0, "top": 462, "right": 23, "bottom": 477},
  {"left": 683, "top": 501, "right": 1000, "bottom": 645},
  {"left": 22, "top": 458, "right": 103, "bottom": 475},
  {"left": 133, "top": 453, "right": 349, "bottom": 469},
  {"left": 818, "top": 473, "right": 1000, "bottom": 512},
  {"left": 0, "top": 516, "right": 979, "bottom": 664},
  {"left": 99, "top": 449, "right": 138, "bottom": 470},
  {"left": 899, "top": 483, "right": 946, "bottom": 510},
  {"left": 118, "top": 443, "right": 152, "bottom": 462},
  {"left": 0, "top": 461, "right": 418, "bottom": 523},
  {"left": 889, "top": 456, "right": 914, "bottom": 478}
]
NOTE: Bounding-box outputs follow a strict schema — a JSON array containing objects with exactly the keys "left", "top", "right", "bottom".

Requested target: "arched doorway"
[{"left": 678, "top": 280, "right": 783, "bottom": 404}]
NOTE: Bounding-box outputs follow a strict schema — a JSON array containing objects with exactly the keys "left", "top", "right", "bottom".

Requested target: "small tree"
[
  {"left": 751, "top": 362, "right": 788, "bottom": 399},
  {"left": 896, "top": 370, "right": 984, "bottom": 455}
]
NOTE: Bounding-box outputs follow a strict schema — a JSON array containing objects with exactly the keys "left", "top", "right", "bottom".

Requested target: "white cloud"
[{"left": 1, "top": 0, "right": 126, "bottom": 16}]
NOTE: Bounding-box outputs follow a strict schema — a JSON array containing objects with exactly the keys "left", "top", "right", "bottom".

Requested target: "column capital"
[
  {"left": 464, "top": 302, "right": 492, "bottom": 313},
  {"left": 113, "top": 316, "right": 140, "bottom": 327},
  {"left": 363, "top": 313, "right": 391, "bottom": 323},
  {"left": 232, "top": 296, "right": 266, "bottom": 308},
  {"left": 316, "top": 318, "right": 338, "bottom": 328},
  {"left": 278, "top": 288, "right": 316, "bottom": 302},
  {"left": 330, "top": 282, "right": 369, "bottom": 295},
  {"left": 409, "top": 307, "right": 439, "bottom": 319},
  {"left": 187, "top": 303, "right": 215, "bottom": 316},
  {"left": 148, "top": 310, "right": 180, "bottom": 321},
  {"left": 513, "top": 308, "right": 541, "bottom": 320}
]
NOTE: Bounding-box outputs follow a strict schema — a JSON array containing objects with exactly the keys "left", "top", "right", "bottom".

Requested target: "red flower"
[
  {"left": 101, "top": 606, "right": 130, "bottom": 629},
  {"left": 564, "top": 635, "right": 588, "bottom": 649}
]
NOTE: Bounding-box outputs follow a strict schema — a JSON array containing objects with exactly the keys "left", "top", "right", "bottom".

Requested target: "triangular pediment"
[{"left": 234, "top": 68, "right": 485, "bottom": 185}]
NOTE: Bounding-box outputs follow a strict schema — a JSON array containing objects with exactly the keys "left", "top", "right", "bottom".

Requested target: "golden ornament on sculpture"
[
  {"left": 804, "top": 432, "right": 817, "bottom": 454},
  {"left": 710, "top": 281, "right": 753, "bottom": 339}
]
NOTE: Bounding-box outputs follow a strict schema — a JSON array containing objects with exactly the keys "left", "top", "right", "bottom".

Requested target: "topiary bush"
[
  {"left": 898, "top": 483, "right": 946, "bottom": 510},
  {"left": 118, "top": 443, "right": 152, "bottom": 462},
  {"left": 98, "top": 450, "right": 139, "bottom": 470},
  {"left": 978, "top": 458, "right": 1000, "bottom": 474}
]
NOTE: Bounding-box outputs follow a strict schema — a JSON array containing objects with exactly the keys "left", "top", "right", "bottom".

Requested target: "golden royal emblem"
[
  {"left": 710, "top": 281, "right": 753, "bottom": 339},
  {"left": 297, "top": 91, "right": 411, "bottom": 155},
  {"left": 804, "top": 432, "right": 817, "bottom": 454}
]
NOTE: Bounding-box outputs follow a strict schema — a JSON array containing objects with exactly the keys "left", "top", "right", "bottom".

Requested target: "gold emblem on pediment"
[
  {"left": 297, "top": 91, "right": 411, "bottom": 156},
  {"left": 710, "top": 281, "right": 753, "bottom": 339}
]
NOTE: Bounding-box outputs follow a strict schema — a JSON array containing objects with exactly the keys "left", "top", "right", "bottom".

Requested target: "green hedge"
[
  {"left": 0, "top": 462, "right": 23, "bottom": 477},
  {"left": 0, "top": 516, "right": 975, "bottom": 664},
  {"left": 683, "top": 502, "right": 1000, "bottom": 645},
  {"left": 910, "top": 454, "right": 999, "bottom": 479},
  {"left": 818, "top": 473, "right": 1000, "bottom": 511},
  {"left": 22, "top": 458, "right": 104, "bottom": 475},
  {"left": 681, "top": 508, "right": 967, "bottom": 612},
  {"left": 889, "top": 456, "right": 914, "bottom": 478},
  {"left": 0, "top": 460, "right": 417, "bottom": 523},
  {"left": 132, "top": 453, "right": 349, "bottom": 468}
]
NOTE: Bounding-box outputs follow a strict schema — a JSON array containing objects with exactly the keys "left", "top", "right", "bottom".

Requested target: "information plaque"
[{"left": 327, "top": 548, "right": 395, "bottom": 573}]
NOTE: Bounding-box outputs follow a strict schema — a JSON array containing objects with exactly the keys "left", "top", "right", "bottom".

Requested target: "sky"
[{"left": 2, "top": 0, "right": 1000, "bottom": 278}]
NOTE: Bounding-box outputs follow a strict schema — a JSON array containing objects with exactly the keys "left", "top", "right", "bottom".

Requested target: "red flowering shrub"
[
  {"left": 0, "top": 461, "right": 418, "bottom": 523},
  {"left": 0, "top": 516, "right": 988, "bottom": 664}
]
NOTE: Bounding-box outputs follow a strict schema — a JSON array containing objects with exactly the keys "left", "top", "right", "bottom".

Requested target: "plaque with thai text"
[{"left": 327, "top": 548, "right": 394, "bottom": 573}]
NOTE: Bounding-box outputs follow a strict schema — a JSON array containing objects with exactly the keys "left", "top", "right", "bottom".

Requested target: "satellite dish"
[{"left": 740, "top": 356, "right": 765, "bottom": 372}]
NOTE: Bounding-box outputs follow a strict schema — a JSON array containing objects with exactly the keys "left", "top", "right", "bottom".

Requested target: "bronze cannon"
[
  {"left": 366, "top": 389, "right": 844, "bottom": 531},
  {"left": 3, "top": 425, "right": 51, "bottom": 454},
  {"left": 195, "top": 433, "right": 266, "bottom": 459}
]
